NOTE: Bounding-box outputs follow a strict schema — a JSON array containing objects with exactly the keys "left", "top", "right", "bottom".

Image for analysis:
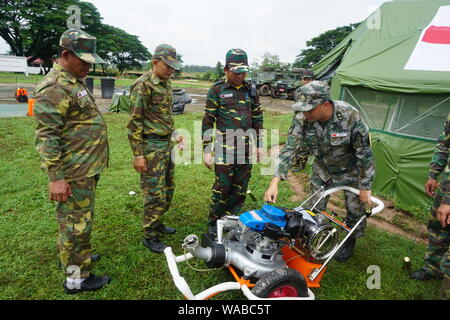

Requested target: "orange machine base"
[{"left": 281, "top": 246, "right": 326, "bottom": 288}]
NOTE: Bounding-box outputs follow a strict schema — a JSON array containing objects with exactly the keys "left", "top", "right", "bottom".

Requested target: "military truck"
[
  {"left": 269, "top": 68, "right": 304, "bottom": 100},
  {"left": 250, "top": 67, "right": 305, "bottom": 100},
  {"left": 250, "top": 67, "right": 282, "bottom": 96}
]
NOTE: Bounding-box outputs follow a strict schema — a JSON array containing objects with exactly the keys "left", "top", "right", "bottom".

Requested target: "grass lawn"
[
  {"left": 0, "top": 72, "right": 212, "bottom": 90},
  {"left": 0, "top": 111, "right": 441, "bottom": 300}
]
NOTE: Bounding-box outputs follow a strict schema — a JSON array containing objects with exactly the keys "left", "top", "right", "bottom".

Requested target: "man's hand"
[
  {"left": 134, "top": 157, "right": 147, "bottom": 173},
  {"left": 203, "top": 152, "right": 213, "bottom": 170},
  {"left": 256, "top": 147, "right": 264, "bottom": 163},
  {"left": 425, "top": 178, "right": 439, "bottom": 197},
  {"left": 264, "top": 177, "right": 280, "bottom": 203},
  {"left": 436, "top": 204, "right": 450, "bottom": 228},
  {"left": 176, "top": 135, "right": 184, "bottom": 151},
  {"left": 49, "top": 179, "right": 72, "bottom": 203},
  {"left": 359, "top": 189, "right": 372, "bottom": 206}
]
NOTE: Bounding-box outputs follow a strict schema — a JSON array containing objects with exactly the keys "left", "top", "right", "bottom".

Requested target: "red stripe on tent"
[{"left": 422, "top": 26, "right": 450, "bottom": 44}]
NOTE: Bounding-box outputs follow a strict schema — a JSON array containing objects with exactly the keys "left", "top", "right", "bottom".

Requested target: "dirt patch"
[{"left": 270, "top": 145, "right": 428, "bottom": 245}]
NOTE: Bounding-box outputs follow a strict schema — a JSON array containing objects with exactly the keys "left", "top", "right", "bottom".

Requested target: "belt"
[{"left": 142, "top": 133, "right": 171, "bottom": 140}]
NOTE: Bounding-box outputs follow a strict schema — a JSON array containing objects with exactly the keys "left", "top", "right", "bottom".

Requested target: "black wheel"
[
  {"left": 260, "top": 84, "right": 270, "bottom": 96},
  {"left": 251, "top": 268, "right": 309, "bottom": 298}
]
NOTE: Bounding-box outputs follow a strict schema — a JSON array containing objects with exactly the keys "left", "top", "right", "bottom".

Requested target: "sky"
[{"left": 0, "top": 0, "right": 390, "bottom": 67}]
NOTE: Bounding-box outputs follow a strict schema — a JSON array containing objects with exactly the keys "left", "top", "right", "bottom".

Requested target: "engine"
[{"left": 182, "top": 204, "right": 339, "bottom": 280}]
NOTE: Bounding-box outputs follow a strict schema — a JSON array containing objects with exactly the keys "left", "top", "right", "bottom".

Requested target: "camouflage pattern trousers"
[
  {"left": 56, "top": 175, "right": 99, "bottom": 278},
  {"left": 141, "top": 138, "right": 175, "bottom": 239},
  {"left": 209, "top": 163, "right": 252, "bottom": 222},
  {"left": 307, "top": 172, "right": 367, "bottom": 238},
  {"left": 423, "top": 187, "right": 450, "bottom": 300}
]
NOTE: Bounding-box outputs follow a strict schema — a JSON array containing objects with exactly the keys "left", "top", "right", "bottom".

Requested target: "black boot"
[
  {"left": 410, "top": 268, "right": 443, "bottom": 281},
  {"left": 63, "top": 273, "right": 111, "bottom": 294},
  {"left": 156, "top": 224, "right": 176, "bottom": 235},
  {"left": 143, "top": 237, "right": 168, "bottom": 253},
  {"left": 334, "top": 237, "right": 356, "bottom": 262}
]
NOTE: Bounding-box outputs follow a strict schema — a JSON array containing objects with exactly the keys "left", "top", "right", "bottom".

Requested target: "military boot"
[
  {"left": 411, "top": 268, "right": 444, "bottom": 281},
  {"left": 143, "top": 237, "right": 168, "bottom": 254},
  {"left": 334, "top": 237, "right": 356, "bottom": 262},
  {"left": 63, "top": 273, "right": 111, "bottom": 294}
]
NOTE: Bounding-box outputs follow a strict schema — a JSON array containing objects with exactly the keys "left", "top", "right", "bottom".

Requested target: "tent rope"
[
  {"left": 344, "top": 87, "right": 375, "bottom": 129},
  {"left": 393, "top": 96, "right": 450, "bottom": 134}
]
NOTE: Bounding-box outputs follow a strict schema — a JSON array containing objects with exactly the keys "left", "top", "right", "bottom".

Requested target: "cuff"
[
  {"left": 132, "top": 147, "right": 144, "bottom": 157},
  {"left": 48, "top": 170, "right": 65, "bottom": 182},
  {"left": 429, "top": 171, "right": 440, "bottom": 180}
]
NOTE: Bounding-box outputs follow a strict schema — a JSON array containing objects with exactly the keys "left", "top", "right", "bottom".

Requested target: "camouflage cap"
[
  {"left": 59, "top": 29, "right": 105, "bottom": 64},
  {"left": 225, "top": 49, "right": 249, "bottom": 73},
  {"left": 153, "top": 44, "right": 182, "bottom": 71},
  {"left": 302, "top": 69, "right": 314, "bottom": 79},
  {"left": 292, "top": 81, "right": 330, "bottom": 112}
]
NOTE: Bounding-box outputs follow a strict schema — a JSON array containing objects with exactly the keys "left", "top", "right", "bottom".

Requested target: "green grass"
[
  {"left": 0, "top": 71, "right": 211, "bottom": 90},
  {"left": 0, "top": 112, "right": 441, "bottom": 300}
]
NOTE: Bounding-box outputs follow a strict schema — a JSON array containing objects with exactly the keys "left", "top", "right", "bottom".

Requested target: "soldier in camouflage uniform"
[
  {"left": 34, "top": 29, "right": 110, "bottom": 294},
  {"left": 202, "top": 49, "right": 264, "bottom": 233},
  {"left": 411, "top": 114, "right": 450, "bottom": 300},
  {"left": 127, "top": 44, "right": 183, "bottom": 253},
  {"left": 264, "top": 81, "right": 375, "bottom": 262}
]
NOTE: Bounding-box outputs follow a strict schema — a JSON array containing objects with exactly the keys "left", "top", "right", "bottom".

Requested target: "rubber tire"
[
  {"left": 251, "top": 268, "right": 309, "bottom": 298},
  {"left": 260, "top": 84, "right": 270, "bottom": 96}
]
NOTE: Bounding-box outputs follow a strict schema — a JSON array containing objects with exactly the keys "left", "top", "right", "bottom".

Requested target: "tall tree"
[
  {"left": 252, "top": 52, "right": 290, "bottom": 72},
  {"left": 0, "top": 0, "right": 103, "bottom": 72},
  {"left": 98, "top": 25, "right": 150, "bottom": 73},
  {"left": 293, "top": 22, "right": 360, "bottom": 68}
]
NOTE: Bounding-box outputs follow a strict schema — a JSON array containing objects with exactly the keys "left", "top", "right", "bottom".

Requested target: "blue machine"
[{"left": 239, "top": 204, "right": 287, "bottom": 232}]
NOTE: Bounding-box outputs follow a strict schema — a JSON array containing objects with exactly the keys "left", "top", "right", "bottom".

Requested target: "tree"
[
  {"left": 0, "top": 0, "right": 103, "bottom": 72},
  {"left": 97, "top": 24, "right": 150, "bottom": 73},
  {"left": 173, "top": 53, "right": 183, "bottom": 79},
  {"left": 293, "top": 22, "right": 360, "bottom": 68},
  {"left": 251, "top": 52, "right": 290, "bottom": 72},
  {"left": 0, "top": 0, "right": 151, "bottom": 74},
  {"left": 214, "top": 61, "right": 224, "bottom": 80}
]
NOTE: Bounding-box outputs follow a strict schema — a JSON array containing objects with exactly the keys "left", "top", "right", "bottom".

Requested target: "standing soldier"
[
  {"left": 264, "top": 81, "right": 375, "bottom": 262},
  {"left": 128, "top": 44, "right": 183, "bottom": 253},
  {"left": 411, "top": 114, "right": 449, "bottom": 300},
  {"left": 301, "top": 69, "right": 314, "bottom": 85},
  {"left": 202, "top": 49, "right": 264, "bottom": 234},
  {"left": 34, "top": 29, "right": 110, "bottom": 294}
]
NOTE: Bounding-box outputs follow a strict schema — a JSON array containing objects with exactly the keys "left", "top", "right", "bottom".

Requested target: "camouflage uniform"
[
  {"left": 127, "top": 44, "right": 182, "bottom": 239},
  {"left": 202, "top": 49, "right": 263, "bottom": 223},
  {"left": 422, "top": 114, "right": 450, "bottom": 300},
  {"left": 275, "top": 81, "right": 375, "bottom": 237},
  {"left": 34, "top": 30, "right": 108, "bottom": 278}
]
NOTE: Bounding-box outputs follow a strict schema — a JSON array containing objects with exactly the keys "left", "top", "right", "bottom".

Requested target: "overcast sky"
[{"left": 0, "top": 0, "right": 390, "bottom": 66}]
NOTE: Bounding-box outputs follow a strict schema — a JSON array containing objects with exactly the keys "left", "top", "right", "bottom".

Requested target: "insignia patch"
[
  {"left": 331, "top": 132, "right": 348, "bottom": 138},
  {"left": 336, "top": 111, "right": 343, "bottom": 120},
  {"left": 220, "top": 93, "right": 233, "bottom": 99},
  {"left": 299, "top": 94, "right": 306, "bottom": 102},
  {"left": 77, "top": 90, "right": 88, "bottom": 99}
]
